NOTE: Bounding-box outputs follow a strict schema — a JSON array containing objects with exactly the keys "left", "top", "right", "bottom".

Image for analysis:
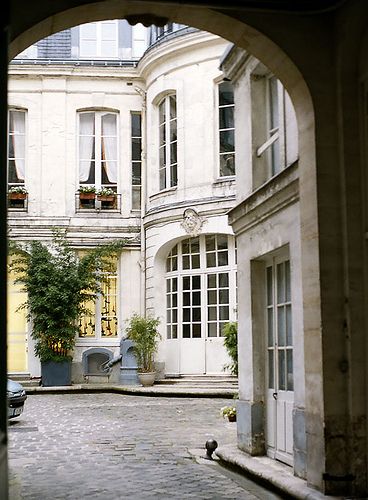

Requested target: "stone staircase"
[
  {"left": 156, "top": 375, "right": 238, "bottom": 390},
  {"left": 7, "top": 373, "right": 41, "bottom": 387}
]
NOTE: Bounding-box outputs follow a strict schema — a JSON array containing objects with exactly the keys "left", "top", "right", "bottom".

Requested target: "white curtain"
[
  {"left": 79, "top": 113, "right": 95, "bottom": 182},
  {"left": 11, "top": 111, "right": 25, "bottom": 181},
  {"left": 101, "top": 113, "right": 117, "bottom": 184}
]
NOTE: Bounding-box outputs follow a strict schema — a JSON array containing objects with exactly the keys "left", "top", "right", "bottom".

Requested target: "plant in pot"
[
  {"left": 223, "top": 321, "right": 238, "bottom": 376},
  {"left": 125, "top": 314, "right": 161, "bottom": 387},
  {"left": 96, "top": 188, "right": 117, "bottom": 209},
  {"left": 220, "top": 405, "right": 237, "bottom": 422},
  {"left": 9, "top": 230, "right": 125, "bottom": 386},
  {"left": 8, "top": 186, "right": 28, "bottom": 200},
  {"left": 78, "top": 186, "right": 96, "bottom": 208}
]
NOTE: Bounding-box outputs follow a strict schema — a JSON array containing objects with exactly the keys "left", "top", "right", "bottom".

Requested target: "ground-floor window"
[{"left": 79, "top": 257, "right": 119, "bottom": 338}]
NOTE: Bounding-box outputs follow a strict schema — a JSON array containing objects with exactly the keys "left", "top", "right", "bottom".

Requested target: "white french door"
[
  {"left": 165, "top": 235, "right": 236, "bottom": 375},
  {"left": 265, "top": 256, "right": 294, "bottom": 466}
]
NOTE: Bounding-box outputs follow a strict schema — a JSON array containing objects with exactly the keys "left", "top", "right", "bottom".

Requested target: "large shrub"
[
  {"left": 9, "top": 231, "right": 125, "bottom": 362},
  {"left": 125, "top": 314, "right": 161, "bottom": 373}
]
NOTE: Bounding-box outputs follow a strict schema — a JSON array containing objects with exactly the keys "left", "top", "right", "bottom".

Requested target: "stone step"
[
  {"left": 157, "top": 375, "right": 238, "bottom": 387},
  {"left": 8, "top": 373, "right": 41, "bottom": 387}
]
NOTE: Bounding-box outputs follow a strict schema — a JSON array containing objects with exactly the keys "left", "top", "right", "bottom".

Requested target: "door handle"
[{"left": 273, "top": 392, "right": 277, "bottom": 400}]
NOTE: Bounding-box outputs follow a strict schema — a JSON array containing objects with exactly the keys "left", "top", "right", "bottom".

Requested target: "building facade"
[{"left": 7, "top": 22, "right": 241, "bottom": 381}]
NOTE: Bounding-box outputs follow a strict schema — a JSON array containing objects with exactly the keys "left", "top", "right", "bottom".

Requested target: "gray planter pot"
[
  {"left": 138, "top": 372, "right": 156, "bottom": 387},
  {"left": 41, "top": 359, "right": 72, "bottom": 387}
]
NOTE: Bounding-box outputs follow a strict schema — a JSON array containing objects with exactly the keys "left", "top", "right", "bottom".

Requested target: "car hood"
[{"left": 7, "top": 379, "right": 25, "bottom": 393}]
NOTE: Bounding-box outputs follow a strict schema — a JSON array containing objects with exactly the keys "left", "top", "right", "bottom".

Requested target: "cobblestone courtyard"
[{"left": 8, "top": 393, "right": 281, "bottom": 499}]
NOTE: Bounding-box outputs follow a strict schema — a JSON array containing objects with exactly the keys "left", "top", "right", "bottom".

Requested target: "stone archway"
[{"left": 4, "top": 0, "right": 325, "bottom": 495}]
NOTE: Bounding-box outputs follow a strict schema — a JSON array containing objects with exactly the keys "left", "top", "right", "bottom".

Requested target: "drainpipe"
[{"left": 135, "top": 86, "right": 147, "bottom": 316}]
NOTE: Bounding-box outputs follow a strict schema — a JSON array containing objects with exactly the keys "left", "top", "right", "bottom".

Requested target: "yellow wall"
[{"left": 7, "top": 276, "right": 27, "bottom": 372}]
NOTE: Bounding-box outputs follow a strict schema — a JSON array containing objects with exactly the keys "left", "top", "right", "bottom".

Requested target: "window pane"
[
  {"left": 207, "top": 274, "right": 216, "bottom": 288},
  {"left": 277, "top": 263, "right": 285, "bottom": 303},
  {"left": 287, "top": 349, "right": 293, "bottom": 391},
  {"left": 208, "top": 323, "right": 217, "bottom": 338},
  {"left": 217, "top": 235, "right": 228, "bottom": 250},
  {"left": 220, "top": 153, "right": 235, "bottom": 176},
  {"left": 286, "top": 304, "right": 292, "bottom": 346},
  {"left": 266, "top": 266, "right": 273, "bottom": 305},
  {"left": 183, "top": 309, "right": 190, "bottom": 322},
  {"left": 183, "top": 292, "right": 190, "bottom": 306},
  {"left": 218, "top": 252, "right": 228, "bottom": 267},
  {"left": 268, "top": 350, "right": 274, "bottom": 389},
  {"left": 183, "top": 324, "right": 190, "bottom": 338},
  {"left": 192, "top": 275, "right": 200, "bottom": 289},
  {"left": 219, "top": 107, "right": 234, "bottom": 129},
  {"left": 191, "top": 254, "right": 200, "bottom": 269},
  {"left": 218, "top": 273, "right": 229, "bottom": 287},
  {"left": 131, "top": 113, "right": 141, "bottom": 137},
  {"left": 285, "top": 260, "right": 291, "bottom": 302},
  {"left": 278, "top": 350, "right": 286, "bottom": 390},
  {"left": 206, "top": 235, "right": 216, "bottom": 251},
  {"left": 277, "top": 306, "right": 286, "bottom": 346},
  {"left": 170, "top": 95, "right": 176, "bottom": 119},
  {"left": 207, "top": 290, "right": 217, "bottom": 305},
  {"left": 208, "top": 307, "right": 217, "bottom": 320},
  {"left": 170, "top": 142, "right": 177, "bottom": 164},
  {"left": 206, "top": 253, "right": 216, "bottom": 268},
  {"left": 219, "top": 81, "right": 234, "bottom": 106},
  {"left": 192, "top": 292, "right": 200, "bottom": 306},
  {"left": 192, "top": 308, "right": 201, "bottom": 321},
  {"left": 182, "top": 255, "right": 190, "bottom": 270},
  {"left": 192, "top": 324, "right": 201, "bottom": 338},
  {"left": 191, "top": 238, "right": 200, "bottom": 253},
  {"left": 219, "top": 306, "right": 229, "bottom": 320},
  {"left": 219, "top": 289, "right": 229, "bottom": 304},
  {"left": 132, "top": 138, "right": 141, "bottom": 160},
  {"left": 220, "top": 130, "right": 235, "bottom": 152},
  {"left": 267, "top": 308, "right": 273, "bottom": 347},
  {"left": 183, "top": 276, "right": 190, "bottom": 290}
]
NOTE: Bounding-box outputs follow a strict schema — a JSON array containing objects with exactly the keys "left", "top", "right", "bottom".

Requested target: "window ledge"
[
  {"left": 213, "top": 176, "right": 236, "bottom": 186},
  {"left": 149, "top": 186, "right": 177, "bottom": 201}
]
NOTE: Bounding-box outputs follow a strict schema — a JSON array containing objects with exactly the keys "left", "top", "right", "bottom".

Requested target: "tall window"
[
  {"left": 252, "top": 74, "right": 298, "bottom": 187},
  {"left": 218, "top": 81, "right": 235, "bottom": 177},
  {"left": 159, "top": 94, "right": 177, "bottom": 191},
  {"left": 131, "top": 112, "right": 142, "bottom": 210},
  {"left": 8, "top": 109, "right": 26, "bottom": 190},
  {"left": 79, "top": 21, "right": 118, "bottom": 58},
  {"left": 165, "top": 235, "right": 237, "bottom": 340},
  {"left": 78, "top": 111, "right": 118, "bottom": 191},
  {"left": 79, "top": 258, "right": 118, "bottom": 339}
]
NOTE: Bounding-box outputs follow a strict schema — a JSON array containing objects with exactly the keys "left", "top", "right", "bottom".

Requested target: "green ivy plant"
[
  {"left": 223, "top": 322, "right": 238, "bottom": 375},
  {"left": 125, "top": 314, "right": 161, "bottom": 373},
  {"left": 9, "top": 230, "right": 125, "bottom": 363}
]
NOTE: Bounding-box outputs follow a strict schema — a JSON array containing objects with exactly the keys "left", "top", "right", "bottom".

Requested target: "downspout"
[{"left": 135, "top": 86, "right": 147, "bottom": 316}]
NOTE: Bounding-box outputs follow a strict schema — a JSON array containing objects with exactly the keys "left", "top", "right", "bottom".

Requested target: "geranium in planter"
[
  {"left": 9, "top": 230, "right": 125, "bottom": 386},
  {"left": 78, "top": 186, "right": 96, "bottom": 208},
  {"left": 8, "top": 186, "right": 28, "bottom": 200},
  {"left": 125, "top": 314, "right": 161, "bottom": 386},
  {"left": 96, "top": 188, "right": 117, "bottom": 208}
]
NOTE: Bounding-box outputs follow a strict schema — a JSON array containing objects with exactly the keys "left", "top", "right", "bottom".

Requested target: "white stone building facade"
[{"left": 7, "top": 24, "right": 240, "bottom": 382}]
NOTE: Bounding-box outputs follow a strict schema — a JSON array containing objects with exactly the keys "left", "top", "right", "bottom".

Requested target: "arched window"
[
  {"left": 158, "top": 94, "right": 177, "bottom": 190},
  {"left": 165, "top": 234, "right": 237, "bottom": 340}
]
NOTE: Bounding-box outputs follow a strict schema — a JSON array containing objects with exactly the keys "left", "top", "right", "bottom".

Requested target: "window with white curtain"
[
  {"left": 159, "top": 94, "right": 177, "bottom": 191},
  {"left": 79, "top": 21, "right": 118, "bottom": 58},
  {"left": 78, "top": 111, "right": 118, "bottom": 191},
  {"left": 8, "top": 109, "right": 26, "bottom": 189}
]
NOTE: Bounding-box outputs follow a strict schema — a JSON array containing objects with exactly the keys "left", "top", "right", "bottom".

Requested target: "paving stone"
[{"left": 8, "top": 393, "right": 281, "bottom": 499}]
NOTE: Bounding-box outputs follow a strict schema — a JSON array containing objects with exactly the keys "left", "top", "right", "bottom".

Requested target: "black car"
[{"left": 7, "top": 379, "right": 27, "bottom": 419}]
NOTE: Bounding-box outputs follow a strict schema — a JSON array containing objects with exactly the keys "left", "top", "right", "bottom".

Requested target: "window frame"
[
  {"left": 218, "top": 80, "right": 236, "bottom": 178},
  {"left": 158, "top": 94, "right": 178, "bottom": 191},
  {"left": 79, "top": 21, "right": 119, "bottom": 59}
]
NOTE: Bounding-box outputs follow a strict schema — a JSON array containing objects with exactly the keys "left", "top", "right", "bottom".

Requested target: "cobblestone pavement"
[{"left": 8, "top": 393, "right": 281, "bottom": 500}]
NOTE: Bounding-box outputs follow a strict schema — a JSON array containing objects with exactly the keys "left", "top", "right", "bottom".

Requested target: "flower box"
[
  {"left": 79, "top": 192, "right": 96, "bottom": 200},
  {"left": 8, "top": 192, "right": 27, "bottom": 200}
]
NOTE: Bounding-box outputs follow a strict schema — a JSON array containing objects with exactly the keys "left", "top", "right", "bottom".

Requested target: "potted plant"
[
  {"left": 9, "top": 230, "right": 125, "bottom": 386},
  {"left": 8, "top": 186, "right": 28, "bottom": 200},
  {"left": 78, "top": 185, "right": 96, "bottom": 200},
  {"left": 223, "top": 321, "right": 238, "bottom": 376},
  {"left": 125, "top": 314, "right": 161, "bottom": 386},
  {"left": 220, "top": 405, "right": 237, "bottom": 422},
  {"left": 96, "top": 188, "right": 117, "bottom": 208}
]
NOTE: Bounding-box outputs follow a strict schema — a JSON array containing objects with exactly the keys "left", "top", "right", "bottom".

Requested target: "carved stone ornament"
[{"left": 181, "top": 208, "right": 206, "bottom": 236}]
